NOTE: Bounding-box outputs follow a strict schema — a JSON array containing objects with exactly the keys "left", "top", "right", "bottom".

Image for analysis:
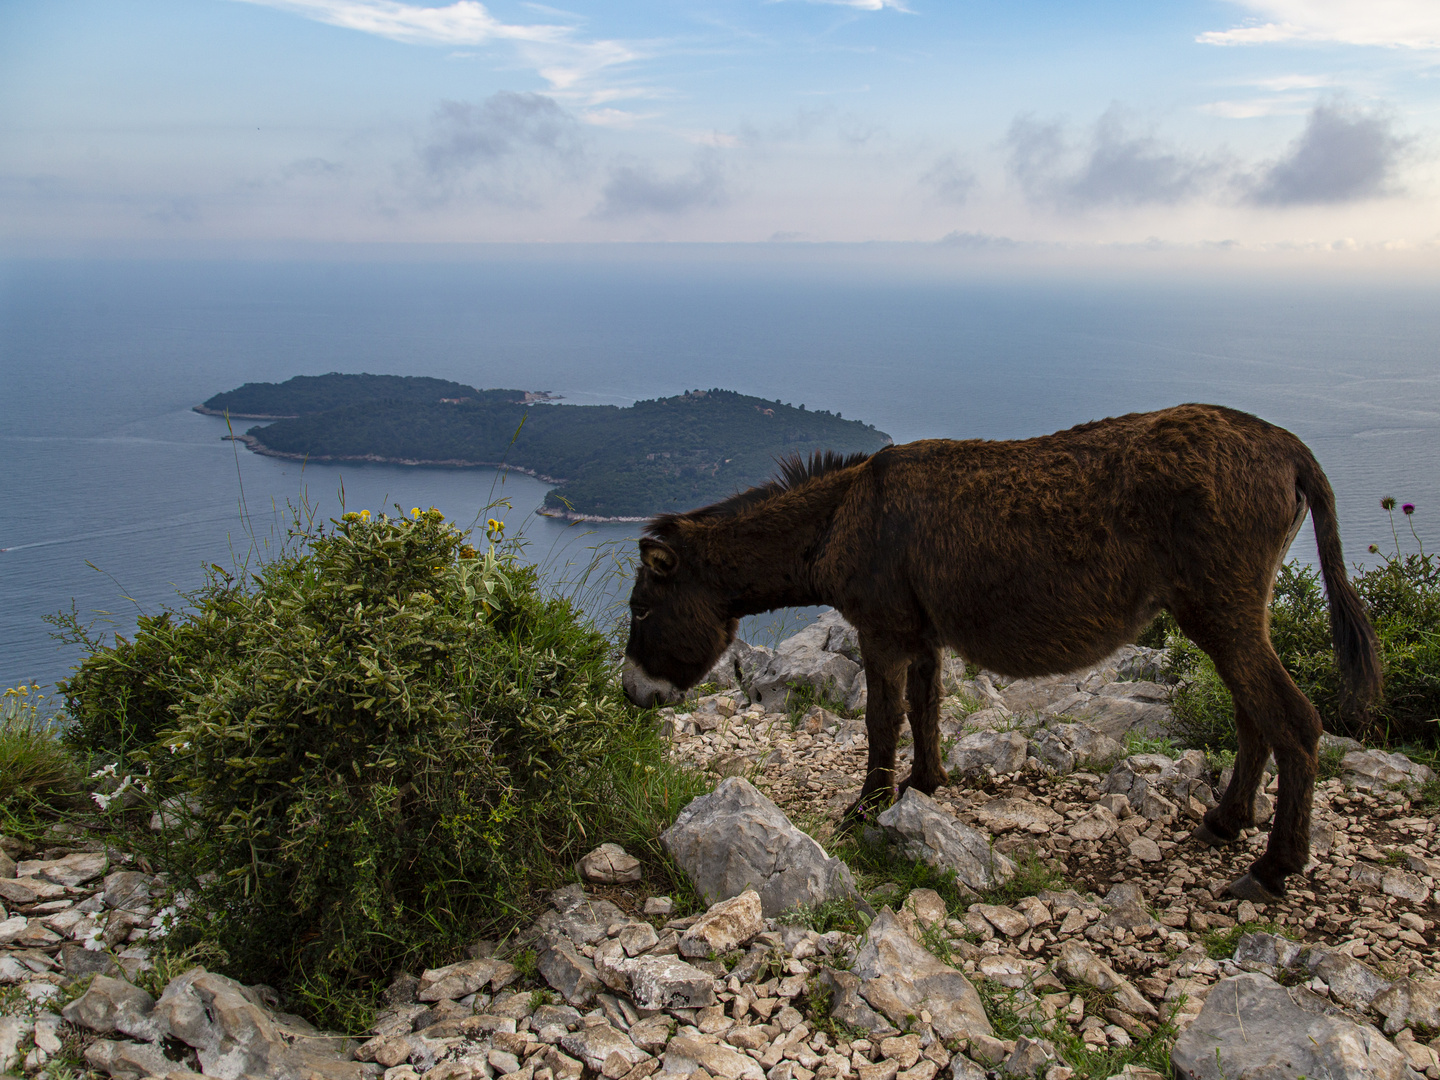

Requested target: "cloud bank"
[
  {"left": 593, "top": 155, "right": 727, "bottom": 218},
  {"left": 1250, "top": 102, "right": 1409, "bottom": 204},
  {"left": 1006, "top": 107, "right": 1219, "bottom": 210},
  {"left": 418, "top": 93, "right": 586, "bottom": 204}
]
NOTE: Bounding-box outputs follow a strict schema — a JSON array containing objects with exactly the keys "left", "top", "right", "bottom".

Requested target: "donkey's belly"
[{"left": 930, "top": 578, "right": 1162, "bottom": 680}]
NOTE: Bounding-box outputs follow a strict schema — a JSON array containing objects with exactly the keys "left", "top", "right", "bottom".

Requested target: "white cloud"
[
  {"left": 1199, "top": 1, "right": 1440, "bottom": 49},
  {"left": 784, "top": 0, "right": 912, "bottom": 11},
  {"left": 233, "top": 0, "right": 563, "bottom": 45},
  {"left": 234, "top": 0, "right": 641, "bottom": 92}
]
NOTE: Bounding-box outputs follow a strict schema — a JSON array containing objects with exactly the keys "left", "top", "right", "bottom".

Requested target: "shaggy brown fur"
[{"left": 621, "top": 404, "right": 1381, "bottom": 900}]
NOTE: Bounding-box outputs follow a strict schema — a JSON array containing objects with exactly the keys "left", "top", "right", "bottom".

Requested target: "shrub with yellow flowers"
[{"left": 56, "top": 506, "right": 703, "bottom": 1028}]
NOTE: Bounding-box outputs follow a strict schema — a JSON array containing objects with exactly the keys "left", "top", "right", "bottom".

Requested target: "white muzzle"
[{"left": 622, "top": 657, "right": 683, "bottom": 707}]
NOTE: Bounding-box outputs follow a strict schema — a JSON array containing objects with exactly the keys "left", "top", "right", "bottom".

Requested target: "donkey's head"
[{"left": 622, "top": 534, "right": 737, "bottom": 707}]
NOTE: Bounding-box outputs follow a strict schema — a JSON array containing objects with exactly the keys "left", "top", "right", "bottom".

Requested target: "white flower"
[
  {"left": 92, "top": 774, "right": 135, "bottom": 811},
  {"left": 90, "top": 763, "right": 117, "bottom": 779}
]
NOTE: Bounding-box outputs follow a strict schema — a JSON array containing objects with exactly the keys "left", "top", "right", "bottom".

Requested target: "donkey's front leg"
[
  {"left": 839, "top": 646, "right": 909, "bottom": 833},
  {"left": 899, "top": 645, "right": 948, "bottom": 796}
]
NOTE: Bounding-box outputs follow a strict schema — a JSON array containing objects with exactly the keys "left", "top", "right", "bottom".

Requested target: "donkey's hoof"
[
  {"left": 1191, "top": 821, "right": 1236, "bottom": 847},
  {"left": 1226, "top": 872, "right": 1284, "bottom": 903}
]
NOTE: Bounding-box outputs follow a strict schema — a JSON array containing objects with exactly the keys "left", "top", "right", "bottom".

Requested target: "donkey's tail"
[{"left": 1295, "top": 452, "right": 1383, "bottom": 711}]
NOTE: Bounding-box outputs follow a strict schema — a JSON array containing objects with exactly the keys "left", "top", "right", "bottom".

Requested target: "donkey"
[{"left": 621, "top": 404, "right": 1381, "bottom": 901}]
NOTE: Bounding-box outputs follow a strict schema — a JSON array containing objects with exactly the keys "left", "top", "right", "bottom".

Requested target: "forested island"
[{"left": 199, "top": 373, "right": 891, "bottom": 519}]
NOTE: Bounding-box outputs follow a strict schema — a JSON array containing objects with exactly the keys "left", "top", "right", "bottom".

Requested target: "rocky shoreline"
[{"left": 4, "top": 613, "right": 1438, "bottom": 1080}]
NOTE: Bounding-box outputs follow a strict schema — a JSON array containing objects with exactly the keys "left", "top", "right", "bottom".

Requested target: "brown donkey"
[{"left": 621, "top": 404, "right": 1381, "bottom": 900}]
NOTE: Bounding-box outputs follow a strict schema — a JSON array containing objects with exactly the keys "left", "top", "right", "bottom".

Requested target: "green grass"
[
  {"left": 776, "top": 895, "right": 873, "bottom": 936},
  {"left": 1317, "top": 743, "right": 1348, "bottom": 781},
  {"left": 0, "top": 683, "right": 82, "bottom": 820},
  {"left": 974, "top": 978, "right": 1179, "bottom": 1079},
  {"left": 978, "top": 850, "right": 1071, "bottom": 908},
  {"left": 1122, "top": 731, "right": 1181, "bottom": 758},
  {"left": 1201, "top": 920, "right": 1292, "bottom": 960},
  {"left": 784, "top": 680, "right": 862, "bottom": 726}
]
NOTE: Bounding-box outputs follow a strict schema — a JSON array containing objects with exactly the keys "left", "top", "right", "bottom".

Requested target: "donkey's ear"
[{"left": 640, "top": 538, "right": 679, "bottom": 577}]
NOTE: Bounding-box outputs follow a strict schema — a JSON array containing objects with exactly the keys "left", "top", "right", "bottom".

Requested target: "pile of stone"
[
  {"left": 658, "top": 614, "right": 1439, "bottom": 1079},
  {"left": 6, "top": 607, "right": 1440, "bottom": 1080},
  {"left": 1, "top": 842, "right": 163, "bottom": 995}
]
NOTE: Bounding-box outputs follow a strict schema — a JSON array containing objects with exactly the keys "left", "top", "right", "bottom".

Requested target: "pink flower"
[{"left": 1402, "top": 503, "right": 1415, "bottom": 515}]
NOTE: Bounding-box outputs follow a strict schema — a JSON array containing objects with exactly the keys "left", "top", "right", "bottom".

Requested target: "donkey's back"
[{"left": 821, "top": 404, "right": 1321, "bottom": 679}]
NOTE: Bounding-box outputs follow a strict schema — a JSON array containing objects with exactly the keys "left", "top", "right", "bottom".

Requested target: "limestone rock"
[
  {"left": 1341, "top": 749, "right": 1435, "bottom": 792},
  {"left": 83, "top": 1037, "right": 179, "bottom": 1080},
  {"left": 663, "top": 1035, "right": 765, "bottom": 1080},
  {"left": 0, "top": 876, "right": 66, "bottom": 904},
  {"left": 970, "top": 904, "right": 1029, "bottom": 938},
  {"left": 62, "top": 974, "right": 164, "bottom": 1042},
  {"left": 1027, "top": 729, "right": 1077, "bottom": 775},
  {"left": 1055, "top": 941, "right": 1156, "bottom": 1019},
  {"left": 532, "top": 885, "right": 628, "bottom": 945},
  {"left": 749, "top": 612, "right": 867, "bottom": 713},
  {"left": 945, "top": 732, "right": 1028, "bottom": 778},
  {"left": 0, "top": 1015, "right": 32, "bottom": 1073},
  {"left": 1066, "top": 805, "right": 1119, "bottom": 842},
  {"left": 579, "top": 843, "right": 643, "bottom": 885},
  {"left": 18, "top": 851, "right": 108, "bottom": 886},
  {"left": 538, "top": 935, "right": 603, "bottom": 1007},
  {"left": 972, "top": 799, "right": 1062, "bottom": 835},
  {"left": 814, "top": 967, "right": 899, "bottom": 1037},
  {"left": 621, "top": 954, "right": 717, "bottom": 1011},
  {"left": 850, "top": 908, "right": 993, "bottom": 1043},
  {"left": 874, "top": 789, "right": 1015, "bottom": 893},
  {"left": 416, "top": 957, "right": 519, "bottom": 1002},
  {"left": 679, "top": 890, "right": 763, "bottom": 958},
  {"left": 103, "top": 871, "right": 155, "bottom": 913},
  {"left": 154, "top": 966, "right": 298, "bottom": 1079},
  {"left": 1351, "top": 863, "right": 1430, "bottom": 903},
  {"left": 661, "top": 777, "right": 859, "bottom": 917},
  {"left": 561, "top": 1023, "right": 648, "bottom": 1073},
  {"left": 1172, "top": 972, "right": 1412, "bottom": 1080}
]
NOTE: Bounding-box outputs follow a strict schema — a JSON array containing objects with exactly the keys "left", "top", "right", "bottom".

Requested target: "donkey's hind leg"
[
  {"left": 1226, "top": 650, "right": 1322, "bottom": 900},
  {"left": 1194, "top": 637, "right": 1322, "bottom": 900},
  {"left": 1193, "top": 700, "right": 1267, "bottom": 847},
  {"left": 899, "top": 645, "right": 949, "bottom": 796}
]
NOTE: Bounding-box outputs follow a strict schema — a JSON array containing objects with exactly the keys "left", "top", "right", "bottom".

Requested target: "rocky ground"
[{"left": 3, "top": 613, "right": 1439, "bottom": 1080}]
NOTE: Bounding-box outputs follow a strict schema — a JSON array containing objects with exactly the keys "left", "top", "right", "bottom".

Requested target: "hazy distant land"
[{"left": 199, "top": 373, "right": 891, "bottom": 520}]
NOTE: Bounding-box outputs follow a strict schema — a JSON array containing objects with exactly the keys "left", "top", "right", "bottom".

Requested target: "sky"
[{"left": 3, "top": 0, "right": 1440, "bottom": 264}]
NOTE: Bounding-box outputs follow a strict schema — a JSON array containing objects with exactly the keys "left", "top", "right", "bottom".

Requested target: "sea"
[{"left": 3, "top": 255, "right": 1439, "bottom": 696}]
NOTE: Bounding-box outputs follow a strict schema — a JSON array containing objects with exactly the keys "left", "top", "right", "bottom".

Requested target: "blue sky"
[{"left": 3, "top": 0, "right": 1439, "bottom": 263}]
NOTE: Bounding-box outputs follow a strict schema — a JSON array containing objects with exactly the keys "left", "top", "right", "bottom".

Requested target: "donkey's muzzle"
[{"left": 621, "top": 657, "right": 683, "bottom": 707}]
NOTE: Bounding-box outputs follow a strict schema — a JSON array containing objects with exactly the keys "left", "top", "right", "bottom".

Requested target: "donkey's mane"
[{"left": 645, "top": 449, "right": 871, "bottom": 535}]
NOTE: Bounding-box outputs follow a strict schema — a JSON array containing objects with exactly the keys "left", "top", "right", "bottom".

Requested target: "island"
[{"left": 198, "top": 373, "right": 892, "bottom": 520}]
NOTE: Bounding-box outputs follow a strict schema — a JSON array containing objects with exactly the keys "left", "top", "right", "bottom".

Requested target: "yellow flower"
[{"left": 412, "top": 507, "right": 421, "bottom": 518}]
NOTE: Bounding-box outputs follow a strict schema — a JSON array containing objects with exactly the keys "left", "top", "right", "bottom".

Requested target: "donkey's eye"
[{"left": 631, "top": 606, "right": 651, "bottom": 621}]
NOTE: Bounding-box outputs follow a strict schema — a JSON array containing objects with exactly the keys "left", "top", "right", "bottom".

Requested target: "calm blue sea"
[{"left": 3, "top": 256, "right": 1438, "bottom": 694}]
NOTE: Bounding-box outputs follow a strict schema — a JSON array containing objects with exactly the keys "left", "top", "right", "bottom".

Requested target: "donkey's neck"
[{"left": 689, "top": 476, "right": 848, "bottom": 617}]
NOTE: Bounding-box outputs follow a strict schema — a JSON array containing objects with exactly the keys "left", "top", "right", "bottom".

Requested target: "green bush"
[
  {"left": 0, "top": 684, "right": 81, "bottom": 819},
  {"left": 59, "top": 508, "right": 706, "bottom": 1026},
  {"left": 1165, "top": 522, "right": 1440, "bottom": 751}
]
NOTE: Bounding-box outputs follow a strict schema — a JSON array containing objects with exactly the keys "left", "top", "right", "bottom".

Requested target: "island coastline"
[
  {"left": 224, "top": 433, "right": 650, "bottom": 521},
  {"left": 223, "top": 434, "right": 565, "bottom": 483}
]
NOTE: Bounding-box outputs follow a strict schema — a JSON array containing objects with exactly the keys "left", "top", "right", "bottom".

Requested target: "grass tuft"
[{"left": 0, "top": 683, "right": 82, "bottom": 820}]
